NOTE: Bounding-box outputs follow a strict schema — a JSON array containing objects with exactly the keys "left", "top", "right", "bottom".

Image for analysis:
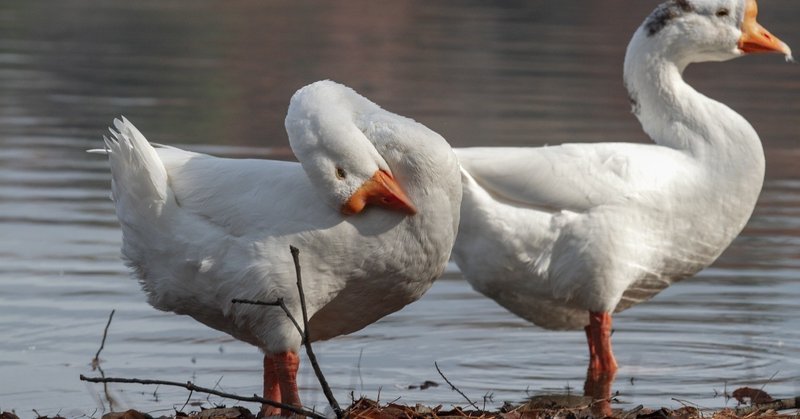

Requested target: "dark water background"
[{"left": 1, "top": 0, "right": 799, "bottom": 416}]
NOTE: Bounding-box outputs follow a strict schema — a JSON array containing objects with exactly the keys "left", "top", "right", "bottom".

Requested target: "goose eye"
[
  {"left": 715, "top": 8, "right": 729, "bottom": 17},
  {"left": 335, "top": 167, "right": 347, "bottom": 180}
]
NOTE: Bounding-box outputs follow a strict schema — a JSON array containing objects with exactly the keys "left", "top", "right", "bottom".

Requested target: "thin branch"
[
  {"left": 434, "top": 361, "right": 480, "bottom": 411},
  {"left": 92, "top": 309, "right": 115, "bottom": 368},
  {"left": 79, "top": 375, "right": 325, "bottom": 419},
  {"left": 90, "top": 309, "right": 118, "bottom": 412},
  {"left": 357, "top": 347, "right": 364, "bottom": 392},
  {"left": 758, "top": 370, "right": 780, "bottom": 394},
  {"left": 231, "top": 297, "right": 303, "bottom": 336},
  {"left": 178, "top": 389, "right": 193, "bottom": 413},
  {"left": 290, "top": 245, "right": 343, "bottom": 418},
  {"left": 229, "top": 246, "right": 343, "bottom": 418},
  {"left": 206, "top": 376, "right": 224, "bottom": 404}
]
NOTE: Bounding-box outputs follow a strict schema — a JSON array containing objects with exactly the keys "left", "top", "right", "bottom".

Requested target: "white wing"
[
  {"left": 155, "top": 147, "right": 339, "bottom": 238},
  {"left": 455, "top": 142, "right": 695, "bottom": 212}
]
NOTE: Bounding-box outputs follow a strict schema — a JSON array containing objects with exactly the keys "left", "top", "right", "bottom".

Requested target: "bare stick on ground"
[
  {"left": 79, "top": 375, "right": 326, "bottom": 419},
  {"left": 434, "top": 361, "right": 480, "bottom": 411}
]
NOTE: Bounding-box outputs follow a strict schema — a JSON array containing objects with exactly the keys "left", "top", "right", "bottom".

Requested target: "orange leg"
[
  {"left": 583, "top": 312, "right": 618, "bottom": 417},
  {"left": 275, "top": 351, "right": 301, "bottom": 415},
  {"left": 261, "top": 355, "right": 282, "bottom": 417},
  {"left": 584, "top": 311, "right": 618, "bottom": 378},
  {"left": 584, "top": 364, "right": 617, "bottom": 418},
  {"left": 260, "top": 351, "right": 301, "bottom": 417}
]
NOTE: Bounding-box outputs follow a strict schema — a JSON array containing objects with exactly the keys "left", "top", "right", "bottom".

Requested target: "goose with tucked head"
[
  {"left": 452, "top": 0, "right": 791, "bottom": 394},
  {"left": 94, "top": 80, "right": 461, "bottom": 416},
  {"left": 285, "top": 86, "right": 418, "bottom": 216}
]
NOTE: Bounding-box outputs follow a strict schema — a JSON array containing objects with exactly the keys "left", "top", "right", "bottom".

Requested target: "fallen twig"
[
  {"left": 434, "top": 361, "right": 480, "bottom": 411},
  {"left": 79, "top": 375, "right": 326, "bottom": 419}
]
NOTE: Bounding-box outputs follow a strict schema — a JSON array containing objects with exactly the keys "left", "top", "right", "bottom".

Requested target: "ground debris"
[
  {"left": 102, "top": 410, "right": 154, "bottom": 419},
  {"left": 344, "top": 397, "right": 800, "bottom": 419},
  {"left": 732, "top": 388, "right": 776, "bottom": 405},
  {"left": 195, "top": 407, "right": 254, "bottom": 419},
  {"left": 32, "top": 414, "right": 67, "bottom": 419},
  {"left": 345, "top": 397, "right": 498, "bottom": 418},
  {"left": 1, "top": 412, "right": 20, "bottom": 419},
  {"left": 408, "top": 381, "right": 440, "bottom": 390},
  {"left": 633, "top": 406, "right": 699, "bottom": 419},
  {"left": 100, "top": 408, "right": 253, "bottom": 419},
  {"left": 712, "top": 408, "right": 794, "bottom": 419},
  {"left": 52, "top": 396, "right": 800, "bottom": 419}
]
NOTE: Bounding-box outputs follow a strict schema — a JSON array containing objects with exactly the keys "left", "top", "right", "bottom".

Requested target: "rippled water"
[{"left": 1, "top": 0, "right": 799, "bottom": 416}]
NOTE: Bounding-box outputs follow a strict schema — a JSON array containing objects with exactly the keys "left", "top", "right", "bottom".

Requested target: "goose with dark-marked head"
[{"left": 453, "top": 0, "right": 791, "bottom": 385}]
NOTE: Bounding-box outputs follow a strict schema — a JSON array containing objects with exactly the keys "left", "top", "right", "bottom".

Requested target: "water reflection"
[{"left": 1, "top": 0, "right": 799, "bottom": 416}]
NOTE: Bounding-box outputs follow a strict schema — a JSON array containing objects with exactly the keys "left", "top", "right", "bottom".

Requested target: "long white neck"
[{"left": 623, "top": 27, "right": 764, "bottom": 179}]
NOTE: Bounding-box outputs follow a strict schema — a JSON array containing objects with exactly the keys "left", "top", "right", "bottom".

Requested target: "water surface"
[{"left": 1, "top": 1, "right": 799, "bottom": 416}]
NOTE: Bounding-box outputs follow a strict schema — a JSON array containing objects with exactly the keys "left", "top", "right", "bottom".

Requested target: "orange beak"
[
  {"left": 738, "top": 0, "right": 792, "bottom": 56},
  {"left": 342, "top": 169, "right": 417, "bottom": 216}
]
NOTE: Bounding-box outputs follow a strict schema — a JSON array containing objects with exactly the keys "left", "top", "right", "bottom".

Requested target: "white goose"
[
  {"left": 96, "top": 80, "right": 461, "bottom": 415},
  {"left": 453, "top": 0, "right": 791, "bottom": 380}
]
